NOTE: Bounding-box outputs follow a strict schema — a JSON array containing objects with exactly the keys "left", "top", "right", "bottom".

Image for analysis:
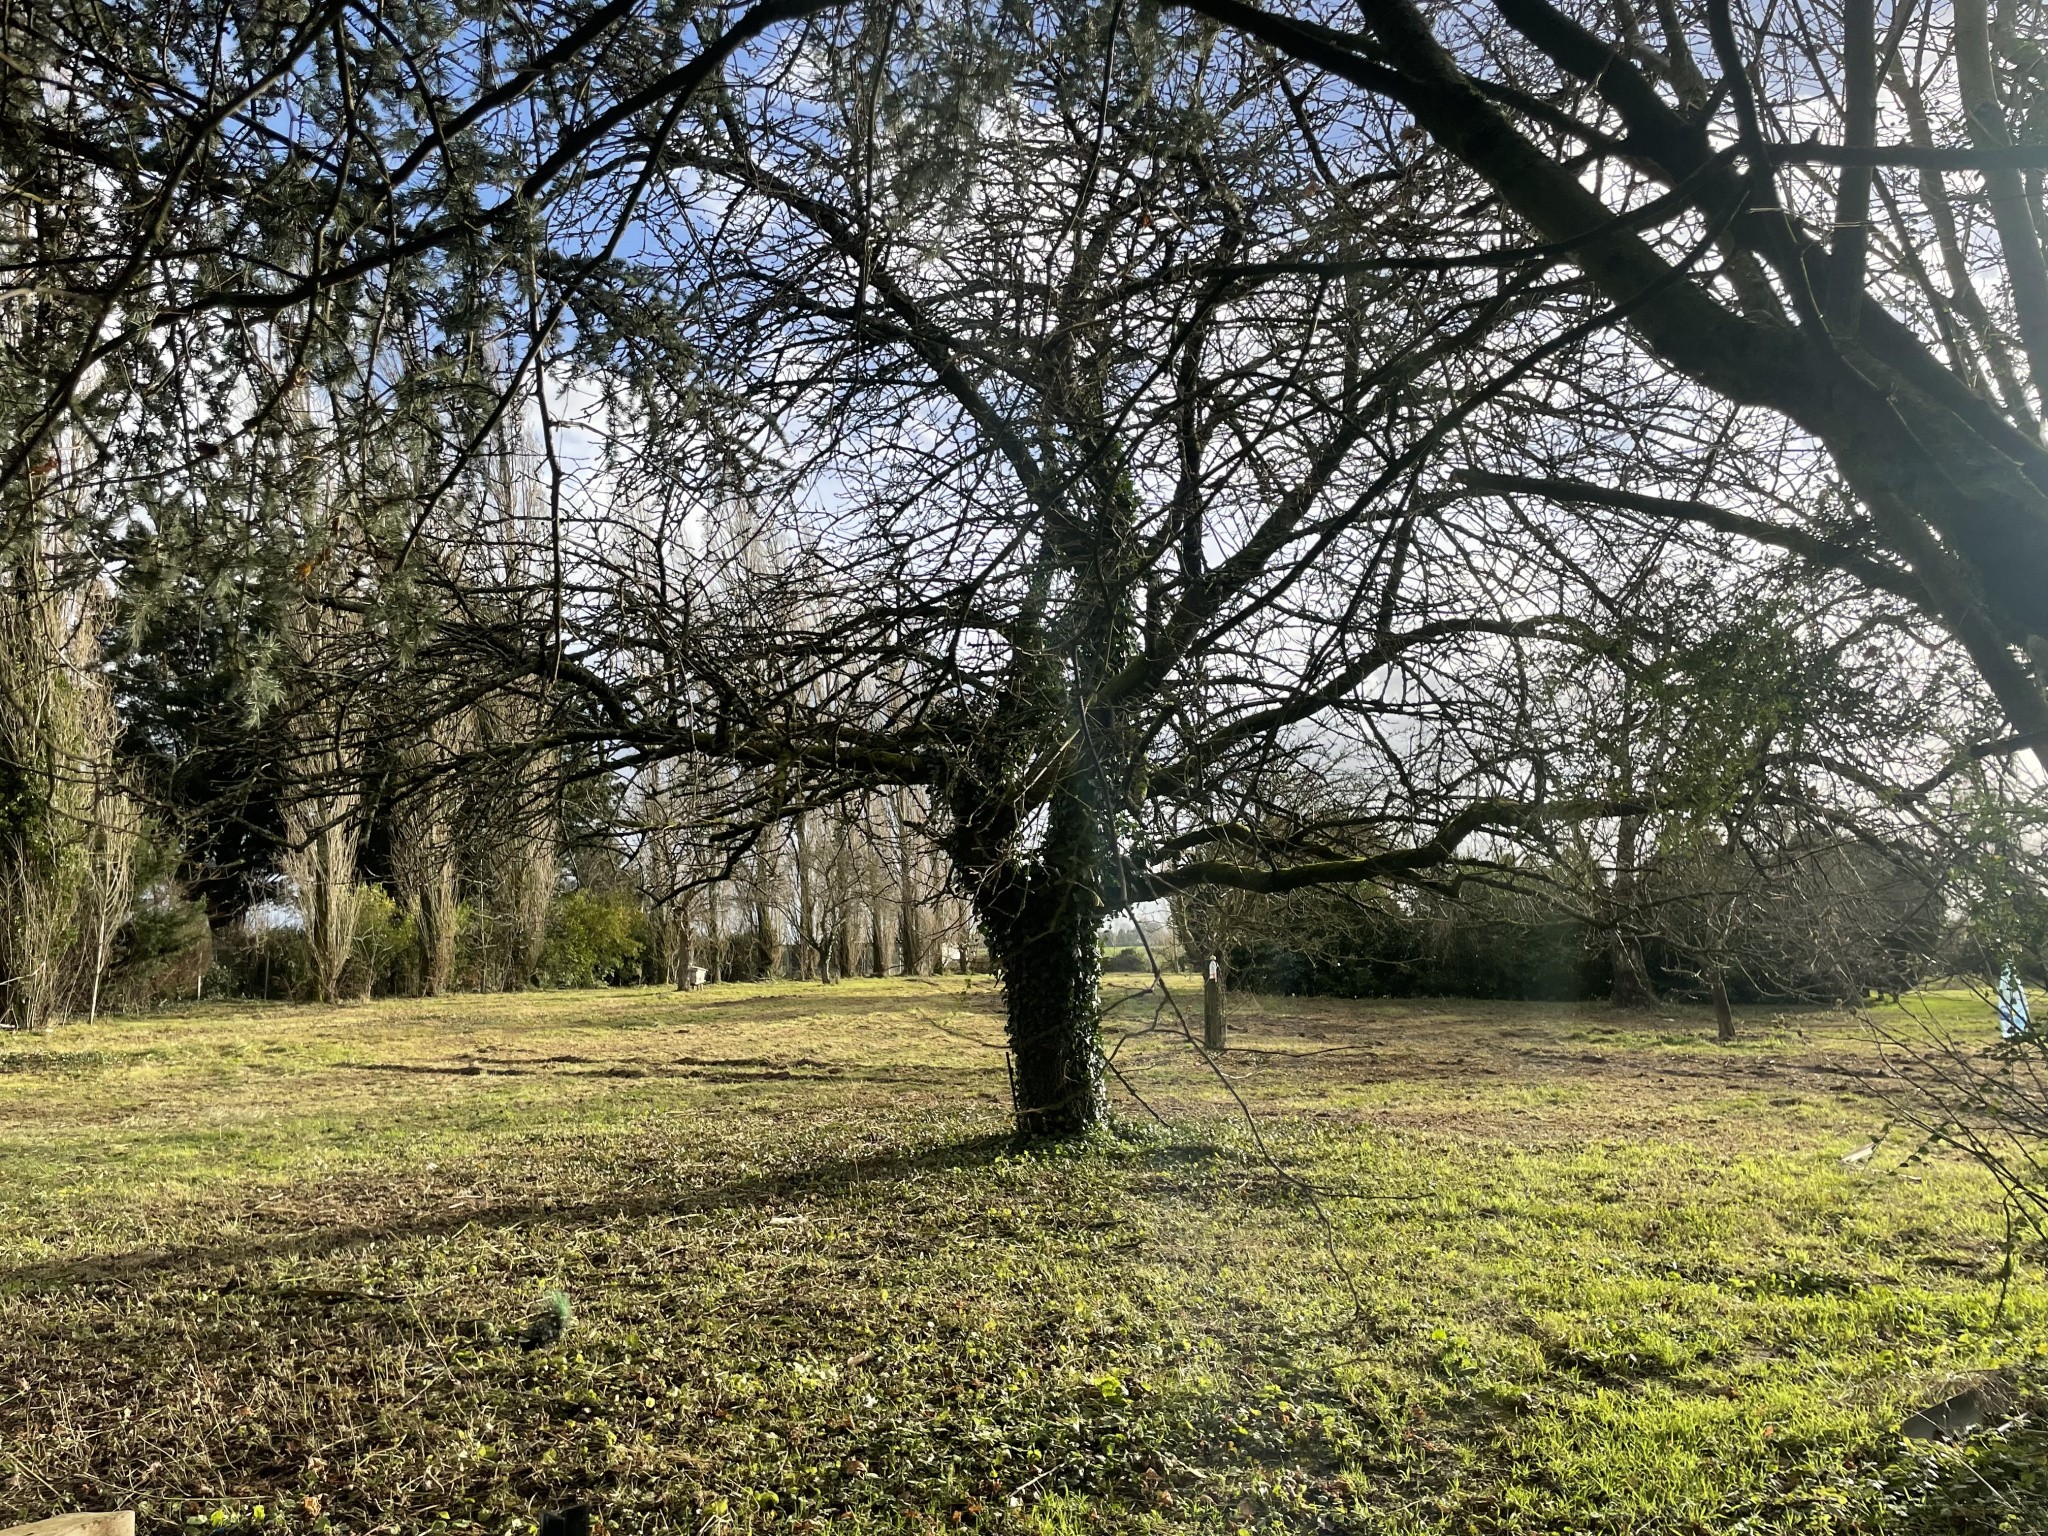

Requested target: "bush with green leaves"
[
  {"left": 538, "top": 890, "right": 648, "bottom": 988},
  {"left": 348, "top": 884, "right": 421, "bottom": 998}
]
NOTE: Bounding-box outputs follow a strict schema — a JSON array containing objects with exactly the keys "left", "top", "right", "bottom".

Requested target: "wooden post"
[
  {"left": 1204, "top": 953, "right": 1225, "bottom": 1052},
  {"left": 1711, "top": 970, "right": 1736, "bottom": 1042}
]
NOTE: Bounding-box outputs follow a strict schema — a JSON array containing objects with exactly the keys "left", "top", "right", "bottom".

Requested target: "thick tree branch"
[
  {"left": 1955, "top": 0, "right": 2048, "bottom": 409},
  {"left": 1450, "top": 471, "right": 1925, "bottom": 602},
  {"left": 1130, "top": 798, "right": 1642, "bottom": 899}
]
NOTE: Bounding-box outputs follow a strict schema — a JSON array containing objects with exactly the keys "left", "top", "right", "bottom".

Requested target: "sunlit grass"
[{"left": 1, "top": 981, "right": 2042, "bottom": 1534}]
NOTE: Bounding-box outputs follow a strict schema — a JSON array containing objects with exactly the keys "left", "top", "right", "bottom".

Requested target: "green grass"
[{"left": 2, "top": 980, "right": 2045, "bottom": 1535}]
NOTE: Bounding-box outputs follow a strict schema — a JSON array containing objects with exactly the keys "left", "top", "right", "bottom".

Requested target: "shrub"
[
  {"left": 209, "top": 917, "right": 316, "bottom": 1000},
  {"left": 101, "top": 888, "right": 213, "bottom": 1010},
  {"left": 538, "top": 890, "right": 648, "bottom": 987},
  {"left": 348, "top": 885, "right": 419, "bottom": 998}
]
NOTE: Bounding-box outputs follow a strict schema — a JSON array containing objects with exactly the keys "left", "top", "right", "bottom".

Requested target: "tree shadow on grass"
[{"left": 0, "top": 1131, "right": 1021, "bottom": 1295}]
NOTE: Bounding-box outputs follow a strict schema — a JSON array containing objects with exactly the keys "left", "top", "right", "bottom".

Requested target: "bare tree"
[
  {"left": 0, "top": 553, "right": 130, "bottom": 1030},
  {"left": 279, "top": 605, "right": 367, "bottom": 1006},
  {"left": 390, "top": 719, "right": 469, "bottom": 997},
  {"left": 1181, "top": 0, "right": 2048, "bottom": 757},
  {"left": 8, "top": 0, "right": 2030, "bottom": 1144},
  {"left": 477, "top": 6, "right": 1602, "bottom": 1130},
  {"left": 307, "top": 1, "right": 1997, "bottom": 1135},
  {"left": 462, "top": 730, "right": 558, "bottom": 993}
]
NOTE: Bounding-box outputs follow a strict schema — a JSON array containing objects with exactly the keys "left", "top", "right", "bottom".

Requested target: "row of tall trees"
[
  {"left": 637, "top": 784, "right": 969, "bottom": 987},
  {"left": 228, "top": 786, "right": 970, "bottom": 1003},
  {"left": 114, "top": 392, "right": 982, "bottom": 1002}
]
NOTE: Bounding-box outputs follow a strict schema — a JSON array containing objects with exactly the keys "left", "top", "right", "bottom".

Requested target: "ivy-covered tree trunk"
[
  {"left": 975, "top": 782, "right": 1108, "bottom": 1137},
  {"left": 963, "top": 605, "right": 1130, "bottom": 1135}
]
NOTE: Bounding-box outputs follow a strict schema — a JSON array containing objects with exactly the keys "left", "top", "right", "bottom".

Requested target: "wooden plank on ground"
[{"left": 1, "top": 1512, "right": 136, "bottom": 1536}]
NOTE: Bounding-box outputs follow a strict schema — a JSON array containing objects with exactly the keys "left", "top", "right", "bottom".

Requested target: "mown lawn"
[{"left": 2, "top": 979, "right": 2044, "bottom": 1535}]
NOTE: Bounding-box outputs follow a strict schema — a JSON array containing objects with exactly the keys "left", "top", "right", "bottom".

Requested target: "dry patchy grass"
[{"left": 2, "top": 979, "right": 2045, "bottom": 1536}]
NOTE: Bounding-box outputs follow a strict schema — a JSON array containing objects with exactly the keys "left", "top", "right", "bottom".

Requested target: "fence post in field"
[{"left": 1204, "top": 954, "right": 1225, "bottom": 1052}]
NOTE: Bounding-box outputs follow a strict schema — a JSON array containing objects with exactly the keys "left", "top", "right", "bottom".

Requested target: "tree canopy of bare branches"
[{"left": 5, "top": 0, "right": 2044, "bottom": 1134}]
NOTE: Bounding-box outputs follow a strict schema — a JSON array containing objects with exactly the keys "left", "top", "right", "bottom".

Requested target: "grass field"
[{"left": 3, "top": 978, "right": 2046, "bottom": 1536}]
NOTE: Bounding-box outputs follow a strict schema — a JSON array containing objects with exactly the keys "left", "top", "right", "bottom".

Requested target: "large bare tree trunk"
[
  {"left": 833, "top": 907, "right": 856, "bottom": 982},
  {"left": 899, "top": 878, "right": 928, "bottom": 976},
  {"left": 280, "top": 601, "right": 365, "bottom": 1006},
  {"left": 665, "top": 889, "right": 699, "bottom": 989},
  {"left": 789, "top": 812, "right": 816, "bottom": 980},
  {"left": 867, "top": 896, "right": 893, "bottom": 977},
  {"left": 752, "top": 898, "right": 778, "bottom": 981},
  {"left": 464, "top": 704, "right": 557, "bottom": 992},
  {"left": 704, "top": 881, "right": 727, "bottom": 982},
  {"left": 81, "top": 775, "right": 139, "bottom": 1025}
]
